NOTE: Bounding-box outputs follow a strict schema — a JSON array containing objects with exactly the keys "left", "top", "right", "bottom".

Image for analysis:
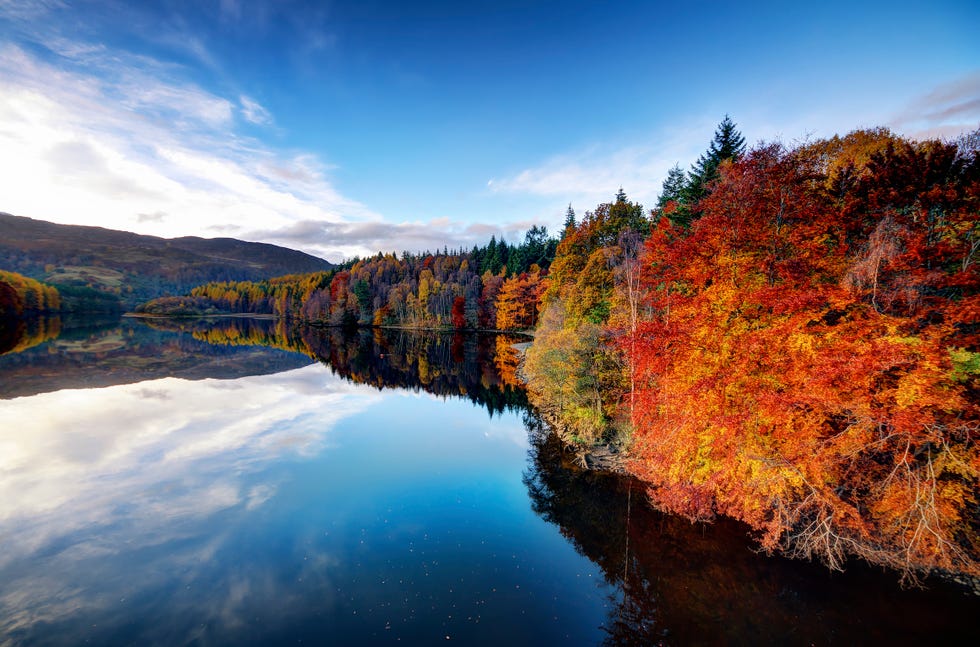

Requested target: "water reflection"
[
  {"left": 145, "top": 318, "right": 530, "bottom": 417},
  {"left": 1, "top": 316, "right": 977, "bottom": 645},
  {"left": 0, "top": 364, "right": 379, "bottom": 641},
  {"left": 0, "top": 314, "right": 61, "bottom": 355},
  {"left": 0, "top": 318, "right": 611, "bottom": 645},
  {"left": 0, "top": 317, "right": 313, "bottom": 399},
  {"left": 523, "top": 421, "right": 980, "bottom": 645}
]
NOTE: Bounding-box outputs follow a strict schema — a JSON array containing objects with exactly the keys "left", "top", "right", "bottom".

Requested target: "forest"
[
  {"left": 0, "top": 269, "right": 126, "bottom": 354},
  {"left": 137, "top": 226, "right": 558, "bottom": 331},
  {"left": 138, "top": 119, "right": 980, "bottom": 582}
]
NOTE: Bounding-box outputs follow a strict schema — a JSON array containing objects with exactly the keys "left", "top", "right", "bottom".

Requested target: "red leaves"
[
  {"left": 451, "top": 296, "right": 466, "bottom": 330},
  {"left": 624, "top": 132, "right": 980, "bottom": 578}
]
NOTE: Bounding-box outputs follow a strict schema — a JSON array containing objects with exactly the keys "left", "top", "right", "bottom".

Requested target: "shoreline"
[{"left": 124, "top": 311, "right": 536, "bottom": 336}]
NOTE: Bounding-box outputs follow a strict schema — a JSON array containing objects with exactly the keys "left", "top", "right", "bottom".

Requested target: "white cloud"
[
  {"left": 248, "top": 217, "right": 546, "bottom": 262},
  {"left": 889, "top": 71, "right": 980, "bottom": 140},
  {"left": 487, "top": 118, "right": 719, "bottom": 211},
  {"left": 239, "top": 94, "right": 273, "bottom": 125},
  {"left": 0, "top": 42, "right": 377, "bottom": 259}
]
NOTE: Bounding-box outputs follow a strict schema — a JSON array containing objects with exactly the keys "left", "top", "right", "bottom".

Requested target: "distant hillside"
[{"left": 0, "top": 213, "right": 333, "bottom": 308}]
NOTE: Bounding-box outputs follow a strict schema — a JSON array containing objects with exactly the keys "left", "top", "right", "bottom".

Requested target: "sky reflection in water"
[{"left": 0, "top": 357, "right": 610, "bottom": 645}]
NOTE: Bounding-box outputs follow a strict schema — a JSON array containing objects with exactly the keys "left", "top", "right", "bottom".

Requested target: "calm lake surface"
[{"left": 0, "top": 317, "right": 977, "bottom": 645}]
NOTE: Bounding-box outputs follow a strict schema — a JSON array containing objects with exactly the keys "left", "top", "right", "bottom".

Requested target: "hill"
[{"left": 0, "top": 213, "right": 333, "bottom": 308}]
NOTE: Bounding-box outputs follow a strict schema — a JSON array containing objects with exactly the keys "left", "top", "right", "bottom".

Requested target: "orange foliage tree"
[{"left": 626, "top": 135, "right": 980, "bottom": 579}]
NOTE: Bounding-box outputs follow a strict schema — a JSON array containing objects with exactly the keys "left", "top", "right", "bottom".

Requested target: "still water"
[{"left": 0, "top": 317, "right": 977, "bottom": 645}]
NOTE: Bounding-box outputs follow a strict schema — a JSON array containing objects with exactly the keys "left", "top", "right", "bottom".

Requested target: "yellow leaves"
[
  {"left": 894, "top": 369, "right": 939, "bottom": 409},
  {"left": 787, "top": 331, "right": 816, "bottom": 361}
]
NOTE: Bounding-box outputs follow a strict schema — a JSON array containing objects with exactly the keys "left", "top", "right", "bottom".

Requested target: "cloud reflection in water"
[{"left": 0, "top": 363, "right": 378, "bottom": 639}]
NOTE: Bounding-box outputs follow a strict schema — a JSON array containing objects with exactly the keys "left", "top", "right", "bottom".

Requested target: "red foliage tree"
[{"left": 451, "top": 295, "right": 467, "bottom": 329}]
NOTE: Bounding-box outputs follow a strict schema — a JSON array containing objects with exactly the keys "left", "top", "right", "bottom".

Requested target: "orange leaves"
[
  {"left": 0, "top": 270, "right": 61, "bottom": 316},
  {"left": 622, "top": 133, "right": 980, "bottom": 578},
  {"left": 495, "top": 270, "right": 543, "bottom": 330}
]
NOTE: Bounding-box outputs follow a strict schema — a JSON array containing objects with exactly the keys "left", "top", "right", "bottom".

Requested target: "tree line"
[{"left": 138, "top": 228, "right": 559, "bottom": 331}]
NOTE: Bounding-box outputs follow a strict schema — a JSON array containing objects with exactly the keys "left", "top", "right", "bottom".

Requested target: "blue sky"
[{"left": 0, "top": 0, "right": 977, "bottom": 261}]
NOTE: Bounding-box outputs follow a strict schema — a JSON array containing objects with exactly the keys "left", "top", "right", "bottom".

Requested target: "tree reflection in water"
[
  {"left": 149, "top": 318, "right": 531, "bottom": 418},
  {"left": 128, "top": 317, "right": 980, "bottom": 645},
  {"left": 522, "top": 412, "right": 980, "bottom": 646}
]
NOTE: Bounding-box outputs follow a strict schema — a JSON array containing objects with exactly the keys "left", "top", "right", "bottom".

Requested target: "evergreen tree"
[
  {"left": 656, "top": 164, "right": 687, "bottom": 208},
  {"left": 605, "top": 191, "right": 648, "bottom": 242},
  {"left": 481, "top": 236, "right": 503, "bottom": 275},
  {"left": 684, "top": 115, "right": 747, "bottom": 207},
  {"left": 561, "top": 204, "right": 577, "bottom": 239},
  {"left": 656, "top": 164, "right": 692, "bottom": 227}
]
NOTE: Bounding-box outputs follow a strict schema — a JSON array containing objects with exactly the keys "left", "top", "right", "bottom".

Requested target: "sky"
[{"left": 0, "top": 0, "right": 977, "bottom": 262}]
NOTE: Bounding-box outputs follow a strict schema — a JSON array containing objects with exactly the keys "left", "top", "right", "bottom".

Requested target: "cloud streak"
[
  {"left": 486, "top": 118, "right": 720, "bottom": 211},
  {"left": 240, "top": 94, "right": 273, "bottom": 125},
  {"left": 889, "top": 71, "right": 980, "bottom": 140},
  {"left": 248, "top": 217, "right": 546, "bottom": 261},
  {"left": 0, "top": 31, "right": 376, "bottom": 260}
]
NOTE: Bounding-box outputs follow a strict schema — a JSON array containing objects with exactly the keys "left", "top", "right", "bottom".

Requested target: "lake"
[{"left": 0, "top": 317, "right": 977, "bottom": 645}]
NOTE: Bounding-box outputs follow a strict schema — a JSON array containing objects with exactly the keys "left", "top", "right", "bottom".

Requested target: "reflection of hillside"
[
  {"left": 522, "top": 423, "right": 980, "bottom": 645},
  {"left": 0, "top": 315, "right": 61, "bottom": 356},
  {"left": 300, "top": 328, "right": 529, "bottom": 417},
  {"left": 172, "top": 319, "right": 531, "bottom": 416},
  {"left": 3, "top": 316, "right": 528, "bottom": 412},
  {"left": 0, "top": 318, "right": 313, "bottom": 399},
  {"left": 142, "top": 316, "right": 314, "bottom": 357}
]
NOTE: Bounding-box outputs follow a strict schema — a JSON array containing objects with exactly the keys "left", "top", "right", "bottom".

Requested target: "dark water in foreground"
[{"left": 0, "top": 317, "right": 977, "bottom": 645}]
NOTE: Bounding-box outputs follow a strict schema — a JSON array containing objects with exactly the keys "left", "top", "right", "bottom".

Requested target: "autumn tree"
[{"left": 451, "top": 296, "right": 467, "bottom": 329}]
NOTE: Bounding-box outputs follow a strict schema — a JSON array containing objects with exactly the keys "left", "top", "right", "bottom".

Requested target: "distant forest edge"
[
  {"left": 0, "top": 213, "right": 334, "bottom": 309},
  {"left": 135, "top": 224, "right": 558, "bottom": 330},
  {"left": 136, "top": 118, "right": 980, "bottom": 583},
  {"left": 0, "top": 269, "right": 124, "bottom": 354}
]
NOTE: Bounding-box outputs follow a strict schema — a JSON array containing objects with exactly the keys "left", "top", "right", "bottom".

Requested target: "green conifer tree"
[
  {"left": 683, "top": 115, "right": 747, "bottom": 207},
  {"left": 656, "top": 164, "right": 692, "bottom": 226},
  {"left": 561, "top": 204, "right": 577, "bottom": 239}
]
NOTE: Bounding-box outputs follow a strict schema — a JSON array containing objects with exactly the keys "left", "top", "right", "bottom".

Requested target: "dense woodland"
[
  {"left": 139, "top": 227, "right": 557, "bottom": 331},
  {"left": 527, "top": 120, "right": 980, "bottom": 582},
  {"left": 71, "top": 118, "right": 980, "bottom": 581},
  {"left": 0, "top": 269, "right": 127, "bottom": 354},
  {"left": 0, "top": 270, "right": 122, "bottom": 316},
  {"left": 0, "top": 270, "right": 63, "bottom": 354}
]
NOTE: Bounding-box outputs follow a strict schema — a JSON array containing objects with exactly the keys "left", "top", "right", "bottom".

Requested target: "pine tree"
[
  {"left": 656, "top": 164, "right": 691, "bottom": 227},
  {"left": 481, "top": 236, "right": 503, "bottom": 275},
  {"left": 562, "top": 204, "right": 577, "bottom": 239},
  {"left": 656, "top": 164, "right": 687, "bottom": 208},
  {"left": 684, "top": 115, "right": 746, "bottom": 207}
]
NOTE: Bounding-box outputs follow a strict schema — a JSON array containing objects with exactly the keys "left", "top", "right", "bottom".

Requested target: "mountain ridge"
[{"left": 0, "top": 212, "right": 333, "bottom": 307}]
